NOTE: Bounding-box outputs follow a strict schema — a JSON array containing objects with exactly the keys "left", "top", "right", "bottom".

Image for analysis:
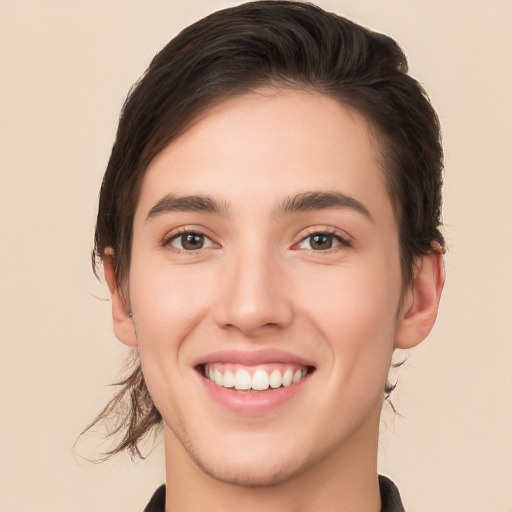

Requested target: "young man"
[{"left": 91, "top": 2, "right": 445, "bottom": 510}]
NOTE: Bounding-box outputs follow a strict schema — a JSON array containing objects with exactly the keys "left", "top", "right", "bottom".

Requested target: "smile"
[
  {"left": 194, "top": 350, "right": 316, "bottom": 414},
  {"left": 203, "top": 362, "right": 310, "bottom": 391}
]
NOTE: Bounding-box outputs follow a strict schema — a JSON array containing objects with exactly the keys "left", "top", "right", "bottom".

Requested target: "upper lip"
[{"left": 193, "top": 348, "right": 315, "bottom": 368}]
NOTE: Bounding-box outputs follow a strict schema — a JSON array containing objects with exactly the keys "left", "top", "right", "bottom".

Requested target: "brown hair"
[{"left": 88, "top": 0, "right": 444, "bottom": 458}]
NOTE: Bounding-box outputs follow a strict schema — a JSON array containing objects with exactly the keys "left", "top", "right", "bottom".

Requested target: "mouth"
[
  {"left": 193, "top": 349, "right": 317, "bottom": 413},
  {"left": 197, "top": 362, "right": 315, "bottom": 393}
]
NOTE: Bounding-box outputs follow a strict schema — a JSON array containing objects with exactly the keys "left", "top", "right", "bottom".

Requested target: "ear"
[
  {"left": 103, "top": 249, "right": 138, "bottom": 347},
  {"left": 394, "top": 248, "right": 445, "bottom": 349}
]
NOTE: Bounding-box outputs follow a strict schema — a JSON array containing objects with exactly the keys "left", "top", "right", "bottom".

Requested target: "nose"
[{"left": 213, "top": 246, "right": 294, "bottom": 337}]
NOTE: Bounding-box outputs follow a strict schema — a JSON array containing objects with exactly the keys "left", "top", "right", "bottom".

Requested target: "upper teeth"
[{"left": 204, "top": 363, "right": 308, "bottom": 391}]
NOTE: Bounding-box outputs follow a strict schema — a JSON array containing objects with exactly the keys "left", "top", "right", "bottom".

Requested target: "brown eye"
[
  {"left": 310, "top": 234, "right": 333, "bottom": 250},
  {"left": 297, "top": 232, "right": 347, "bottom": 251},
  {"left": 181, "top": 233, "right": 204, "bottom": 250},
  {"left": 168, "top": 232, "right": 215, "bottom": 251}
]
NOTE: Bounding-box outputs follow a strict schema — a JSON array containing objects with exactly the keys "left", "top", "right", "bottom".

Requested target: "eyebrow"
[
  {"left": 276, "top": 191, "right": 374, "bottom": 221},
  {"left": 146, "top": 194, "right": 229, "bottom": 220},
  {"left": 146, "top": 190, "right": 373, "bottom": 222}
]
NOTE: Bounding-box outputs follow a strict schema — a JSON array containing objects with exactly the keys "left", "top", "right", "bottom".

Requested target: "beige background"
[{"left": 1, "top": 1, "right": 511, "bottom": 511}]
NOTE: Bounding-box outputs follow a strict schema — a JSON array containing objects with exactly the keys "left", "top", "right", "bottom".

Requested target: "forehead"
[{"left": 135, "top": 89, "right": 394, "bottom": 227}]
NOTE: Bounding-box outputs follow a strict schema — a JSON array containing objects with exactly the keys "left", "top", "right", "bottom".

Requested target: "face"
[{"left": 125, "top": 89, "right": 406, "bottom": 486}]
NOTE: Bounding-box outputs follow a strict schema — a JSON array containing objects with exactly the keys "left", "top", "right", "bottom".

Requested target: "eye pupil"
[
  {"left": 311, "top": 234, "right": 332, "bottom": 250},
  {"left": 182, "top": 233, "right": 204, "bottom": 250}
]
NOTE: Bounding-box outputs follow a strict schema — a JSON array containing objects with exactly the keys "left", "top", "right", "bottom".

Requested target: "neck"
[{"left": 164, "top": 405, "right": 382, "bottom": 512}]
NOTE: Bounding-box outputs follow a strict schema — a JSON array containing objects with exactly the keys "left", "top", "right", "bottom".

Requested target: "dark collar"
[
  {"left": 378, "top": 475, "right": 405, "bottom": 512},
  {"left": 143, "top": 483, "right": 165, "bottom": 512},
  {"left": 144, "top": 475, "right": 405, "bottom": 512}
]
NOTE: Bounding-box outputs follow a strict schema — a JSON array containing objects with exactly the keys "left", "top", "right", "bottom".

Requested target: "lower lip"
[{"left": 198, "top": 372, "right": 311, "bottom": 415}]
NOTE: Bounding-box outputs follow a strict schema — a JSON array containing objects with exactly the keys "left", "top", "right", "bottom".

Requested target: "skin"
[{"left": 104, "top": 89, "right": 444, "bottom": 512}]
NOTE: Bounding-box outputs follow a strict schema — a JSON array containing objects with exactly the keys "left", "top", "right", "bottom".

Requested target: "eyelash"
[
  {"left": 162, "top": 228, "right": 217, "bottom": 253},
  {"left": 161, "top": 227, "right": 352, "bottom": 254},
  {"left": 294, "top": 228, "right": 352, "bottom": 253}
]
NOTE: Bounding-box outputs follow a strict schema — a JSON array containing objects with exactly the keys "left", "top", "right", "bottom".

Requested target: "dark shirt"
[{"left": 143, "top": 475, "right": 405, "bottom": 511}]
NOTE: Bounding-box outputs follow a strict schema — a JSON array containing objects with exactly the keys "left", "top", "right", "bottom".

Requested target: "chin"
[
  {"left": 181, "top": 434, "right": 306, "bottom": 488},
  {"left": 194, "top": 456, "right": 301, "bottom": 488}
]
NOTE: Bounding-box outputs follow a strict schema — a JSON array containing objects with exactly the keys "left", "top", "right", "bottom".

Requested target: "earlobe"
[
  {"left": 103, "top": 250, "right": 138, "bottom": 347},
  {"left": 394, "top": 249, "right": 445, "bottom": 349}
]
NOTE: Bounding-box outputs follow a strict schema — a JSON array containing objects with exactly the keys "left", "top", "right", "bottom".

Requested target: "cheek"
[
  {"left": 130, "top": 259, "right": 213, "bottom": 327},
  {"left": 297, "top": 261, "right": 401, "bottom": 382},
  {"left": 128, "top": 263, "right": 216, "bottom": 420},
  {"left": 128, "top": 261, "right": 216, "bottom": 377},
  {"left": 301, "top": 258, "right": 400, "bottom": 330}
]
